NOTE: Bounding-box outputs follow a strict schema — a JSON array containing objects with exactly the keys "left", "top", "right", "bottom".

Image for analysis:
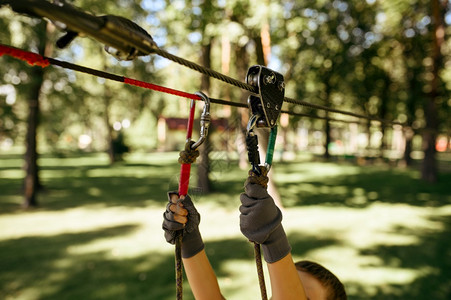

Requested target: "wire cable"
[
  {"left": 0, "top": 43, "right": 404, "bottom": 127},
  {"left": 0, "top": 1, "right": 406, "bottom": 127},
  {"left": 151, "top": 50, "right": 403, "bottom": 126},
  {"left": 151, "top": 48, "right": 404, "bottom": 126},
  {"left": 154, "top": 48, "right": 258, "bottom": 93}
]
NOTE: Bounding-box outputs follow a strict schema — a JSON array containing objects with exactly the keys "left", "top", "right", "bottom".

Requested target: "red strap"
[
  {"left": 0, "top": 45, "right": 49, "bottom": 67},
  {"left": 178, "top": 100, "right": 196, "bottom": 196},
  {"left": 124, "top": 78, "right": 201, "bottom": 100},
  {"left": 0, "top": 44, "right": 202, "bottom": 101}
]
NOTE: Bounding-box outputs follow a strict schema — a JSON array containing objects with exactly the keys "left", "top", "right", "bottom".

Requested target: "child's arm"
[{"left": 163, "top": 192, "right": 224, "bottom": 300}]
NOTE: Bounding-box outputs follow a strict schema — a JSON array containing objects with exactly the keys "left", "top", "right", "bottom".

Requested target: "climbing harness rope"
[
  {"left": 0, "top": 0, "right": 257, "bottom": 91},
  {"left": 0, "top": 0, "right": 407, "bottom": 127},
  {"left": 243, "top": 65, "right": 286, "bottom": 300},
  {"left": 174, "top": 91, "right": 210, "bottom": 300},
  {"left": 254, "top": 242, "right": 268, "bottom": 300},
  {"left": 0, "top": 43, "right": 405, "bottom": 127},
  {"left": 245, "top": 124, "right": 276, "bottom": 300}
]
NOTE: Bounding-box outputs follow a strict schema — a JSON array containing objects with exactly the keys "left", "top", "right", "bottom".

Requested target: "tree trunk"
[
  {"left": 324, "top": 115, "right": 331, "bottom": 159},
  {"left": 234, "top": 43, "right": 250, "bottom": 170},
  {"left": 251, "top": 27, "right": 283, "bottom": 209},
  {"left": 104, "top": 85, "right": 115, "bottom": 164},
  {"left": 422, "top": 122, "right": 438, "bottom": 183},
  {"left": 403, "top": 78, "right": 416, "bottom": 167},
  {"left": 366, "top": 119, "right": 371, "bottom": 156},
  {"left": 380, "top": 125, "right": 386, "bottom": 159},
  {"left": 197, "top": 42, "right": 212, "bottom": 193},
  {"left": 403, "top": 102, "right": 416, "bottom": 167},
  {"left": 23, "top": 22, "right": 47, "bottom": 208},
  {"left": 403, "top": 128, "right": 414, "bottom": 166},
  {"left": 23, "top": 72, "right": 42, "bottom": 208},
  {"left": 323, "top": 83, "right": 332, "bottom": 160},
  {"left": 379, "top": 77, "right": 389, "bottom": 159},
  {"left": 422, "top": 0, "right": 443, "bottom": 182}
]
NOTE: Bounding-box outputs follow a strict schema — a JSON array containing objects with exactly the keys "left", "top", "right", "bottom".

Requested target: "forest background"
[{"left": 0, "top": 0, "right": 450, "bottom": 299}]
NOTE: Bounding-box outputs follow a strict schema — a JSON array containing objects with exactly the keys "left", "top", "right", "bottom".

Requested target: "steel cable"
[{"left": 0, "top": 43, "right": 404, "bottom": 127}]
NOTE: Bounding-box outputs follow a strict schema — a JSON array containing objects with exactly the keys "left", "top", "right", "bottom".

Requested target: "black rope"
[
  {"left": 0, "top": 43, "right": 406, "bottom": 128},
  {"left": 281, "top": 110, "right": 384, "bottom": 125},
  {"left": 254, "top": 243, "right": 268, "bottom": 300},
  {"left": 46, "top": 57, "right": 125, "bottom": 82},
  {"left": 0, "top": 0, "right": 408, "bottom": 127},
  {"left": 152, "top": 50, "right": 404, "bottom": 127},
  {"left": 175, "top": 235, "right": 183, "bottom": 300},
  {"left": 43, "top": 59, "right": 404, "bottom": 127},
  {"left": 283, "top": 97, "right": 404, "bottom": 126},
  {"left": 146, "top": 48, "right": 407, "bottom": 127},
  {"left": 210, "top": 97, "right": 247, "bottom": 108},
  {"left": 46, "top": 57, "right": 404, "bottom": 127}
]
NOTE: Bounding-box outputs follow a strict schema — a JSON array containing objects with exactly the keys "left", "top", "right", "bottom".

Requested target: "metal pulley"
[
  {"left": 1, "top": 0, "right": 158, "bottom": 60},
  {"left": 246, "top": 65, "right": 285, "bottom": 128},
  {"left": 245, "top": 65, "right": 284, "bottom": 175}
]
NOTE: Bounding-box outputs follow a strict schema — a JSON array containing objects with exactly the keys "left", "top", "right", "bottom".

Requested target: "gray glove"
[
  {"left": 239, "top": 172, "right": 291, "bottom": 263},
  {"left": 162, "top": 192, "right": 204, "bottom": 258}
]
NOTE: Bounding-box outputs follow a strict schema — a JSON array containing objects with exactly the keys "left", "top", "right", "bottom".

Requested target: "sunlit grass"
[
  {"left": 0, "top": 152, "right": 450, "bottom": 299},
  {"left": 0, "top": 169, "right": 24, "bottom": 179}
]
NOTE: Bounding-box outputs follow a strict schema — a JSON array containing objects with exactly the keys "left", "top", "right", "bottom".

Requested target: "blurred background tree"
[{"left": 0, "top": 0, "right": 450, "bottom": 207}]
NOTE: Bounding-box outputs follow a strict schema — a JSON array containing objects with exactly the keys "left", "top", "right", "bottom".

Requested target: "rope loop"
[
  {"left": 178, "top": 140, "right": 199, "bottom": 165},
  {"left": 246, "top": 166, "right": 269, "bottom": 189},
  {"left": 254, "top": 243, "right": 268, "bottom": 300}
]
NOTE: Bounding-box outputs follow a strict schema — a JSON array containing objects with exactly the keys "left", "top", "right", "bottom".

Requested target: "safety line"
[
  {"left": 0, "top": 44, "right": 202, "bottom": 100},
  {"left": 0, "top": 44, "right": 403, "bottom": 127},
  {"left": 0, "top": 0, "right": 405, "bottom": 127},
  {"left": 283, "top": 97, "right": 403, "bottom": 126},
  {"left": 153, "top": 50, "right": 403, "bottom": 126},
  {"left": 154, "top": 48, "right": 258, "bottom": 93}
]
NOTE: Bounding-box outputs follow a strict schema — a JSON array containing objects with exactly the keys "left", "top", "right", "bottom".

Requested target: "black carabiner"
[{"left": 246, "top": 114, "right": 262, "bottom": 175}]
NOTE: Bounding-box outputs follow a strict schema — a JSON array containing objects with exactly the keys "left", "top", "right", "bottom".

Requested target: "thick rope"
[
  {"left": 154, "top": 47, "right": 404, "bottom": 126},
  {"left": 0, "top": 43, "right": 407, "bottom": 127},
  {"left": 247, "top": 166, "right": 269, "bottom": 188},
  {"left": 154, "top": 48, "right": 257, "bottom": 93},
  {"left": 283, "top": 97, "right": 404, "bottom": 126},
  {"left": 246, "top": 166, "right": 269, "bottom": 300},
  {"left": 175, "top": 235, "right": 183, "bottom": 300},
  {"left": 175, "top": 140, "right": 199, "bottom": 300},
  {"left": 178, "top": 141, "right": 200, "bottom": 165},
  {"left": 0, "top": 1, "right": 404, "bottom": 126},
  {"left": 254, "top": 243, "right": 268, "bottom": 300}
]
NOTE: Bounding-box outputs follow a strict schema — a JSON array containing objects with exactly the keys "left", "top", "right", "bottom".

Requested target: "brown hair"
[{"left": 295, "top": 260, "right": 347, "bottom": 300}]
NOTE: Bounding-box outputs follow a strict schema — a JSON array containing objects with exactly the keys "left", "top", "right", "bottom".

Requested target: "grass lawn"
[{"left": 0, "top": 151, "right": 450, "bottom": 300}]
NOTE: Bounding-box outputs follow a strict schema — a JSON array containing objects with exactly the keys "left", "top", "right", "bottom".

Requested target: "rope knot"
[
  {"left": 178, "top": 141, "right": 199, "bottom": 164},
  {"left": 246, "top": 166, "right": 269, "bottom": 188}
]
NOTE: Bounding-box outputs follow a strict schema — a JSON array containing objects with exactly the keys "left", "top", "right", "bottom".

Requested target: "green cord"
[{"left": 265, "top": 125, "right": 277, "bottom": 168}]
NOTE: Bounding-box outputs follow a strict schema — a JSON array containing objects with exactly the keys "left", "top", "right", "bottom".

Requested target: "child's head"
[{"left": 295, "top": 260, "right": 347, "bottom": 300}]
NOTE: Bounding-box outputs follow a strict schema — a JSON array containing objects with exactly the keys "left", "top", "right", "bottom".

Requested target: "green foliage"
[
  {"left": 1, "top": 1, "right": 163, "bottom": 154},
  {"left": 0, "top": 1, "right": 450, "bottom": 297},
  {"left": 0, "top": 153, "right": 450, "bottom": 299},
  {"left": 0, "top": 0, "right": 449, "bottom": 159}
]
